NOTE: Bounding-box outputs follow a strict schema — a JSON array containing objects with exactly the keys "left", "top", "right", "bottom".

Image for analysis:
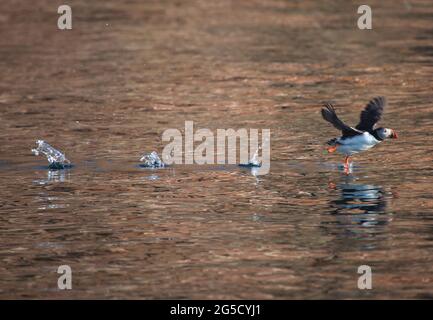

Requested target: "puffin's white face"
[{"left": 377, "top": 128, "right": 398, "bottom": 140}]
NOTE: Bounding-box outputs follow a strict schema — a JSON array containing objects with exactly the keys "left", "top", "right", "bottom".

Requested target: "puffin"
[{"left": 321, "top": 96, "right": 398, "bottom": 173}]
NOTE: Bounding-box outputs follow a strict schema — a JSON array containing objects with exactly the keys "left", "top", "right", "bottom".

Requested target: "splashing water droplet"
[
  {"left": 31, "top": 140, "right": 71, "bottom": 169},
  {"left": 239, "top": 147, "right": 262, "bottom": 168},
  {"left": 248, "top": 147, "right": 262, "bottom": 167},
  {"left": 139, "top": 151, "right": 165, "bottom": 168}
]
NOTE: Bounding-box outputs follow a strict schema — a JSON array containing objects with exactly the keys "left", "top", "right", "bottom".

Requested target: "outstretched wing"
[
  {"left": 321, "top": 103, "right": 362, "bottom": 137},
  {"left": 355, "top": 96, "right": 386, "bottom": 132}
]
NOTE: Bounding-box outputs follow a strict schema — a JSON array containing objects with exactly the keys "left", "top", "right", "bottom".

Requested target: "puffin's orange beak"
[{"left": 391, "top": 130, "right": 398, "bottom": 139}]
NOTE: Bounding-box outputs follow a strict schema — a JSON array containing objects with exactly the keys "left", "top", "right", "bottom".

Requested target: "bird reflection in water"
[{"left": 326, "top": 174, "right": 394, "bottom": 245}]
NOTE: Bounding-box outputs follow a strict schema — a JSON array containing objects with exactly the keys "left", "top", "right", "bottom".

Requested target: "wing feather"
[
  {"left": 321, "top": 103, "right": 362, "bottom": 137},
  {"left": 355, "top": 96, "right": 386, "bottom": 131}
]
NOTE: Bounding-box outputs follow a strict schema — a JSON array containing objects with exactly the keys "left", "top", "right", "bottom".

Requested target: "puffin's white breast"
[{"left": 337, "top": 132, "right": 380, "bottom": 156}]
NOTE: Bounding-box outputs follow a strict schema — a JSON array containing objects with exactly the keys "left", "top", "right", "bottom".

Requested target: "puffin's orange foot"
[
  {"left": 343, "top": 165, "right": 350, "bottom": 175},
  {"left": 327, "top": 145, "right": 337, "bottom": 153},
  {"left": 343, "top": 156, "right": 351, "bottom": 175}
]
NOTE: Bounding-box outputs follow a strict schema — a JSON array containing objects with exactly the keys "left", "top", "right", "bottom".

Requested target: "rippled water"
[{"left": 0, "top": 0, "right": 432, "bottom": 299}]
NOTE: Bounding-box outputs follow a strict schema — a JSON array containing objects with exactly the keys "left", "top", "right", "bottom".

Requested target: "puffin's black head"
[{"left": 375, "top": 127, "right": 398, "bottom": 140}]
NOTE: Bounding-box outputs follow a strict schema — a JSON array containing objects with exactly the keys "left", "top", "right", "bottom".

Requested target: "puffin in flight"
[{"left": 321, "top": 96, "right": 398, "bottom": 173}]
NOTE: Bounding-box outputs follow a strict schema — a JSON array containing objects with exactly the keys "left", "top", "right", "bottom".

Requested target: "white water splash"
[
  {"left": 31, "top": 140, "right": 71, "bottom": 169},
  {"left": 241, "top": 135, "right": 270, "bottom": 168},
  {"left": 139, "top": 151, "right": 165, "bottom": 168},
  {"left": 248, "top": 147, "right": 262, "bottom": 167}
]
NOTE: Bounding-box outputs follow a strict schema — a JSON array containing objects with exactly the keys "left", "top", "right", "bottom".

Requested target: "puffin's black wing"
[
  {"left": 321, "top": 103, "right": 362, "bottom": 137},
  {"left": 355, "top": 96, "right": 386, "bottom": 132}
]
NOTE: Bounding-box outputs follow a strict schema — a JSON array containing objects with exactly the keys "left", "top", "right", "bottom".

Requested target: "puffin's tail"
[
  {"left": 325, "top": 138, "right": 339, "bottom": 153},
  {"left": 326, "top": 138, "right": 339, "bottom": 146}
]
